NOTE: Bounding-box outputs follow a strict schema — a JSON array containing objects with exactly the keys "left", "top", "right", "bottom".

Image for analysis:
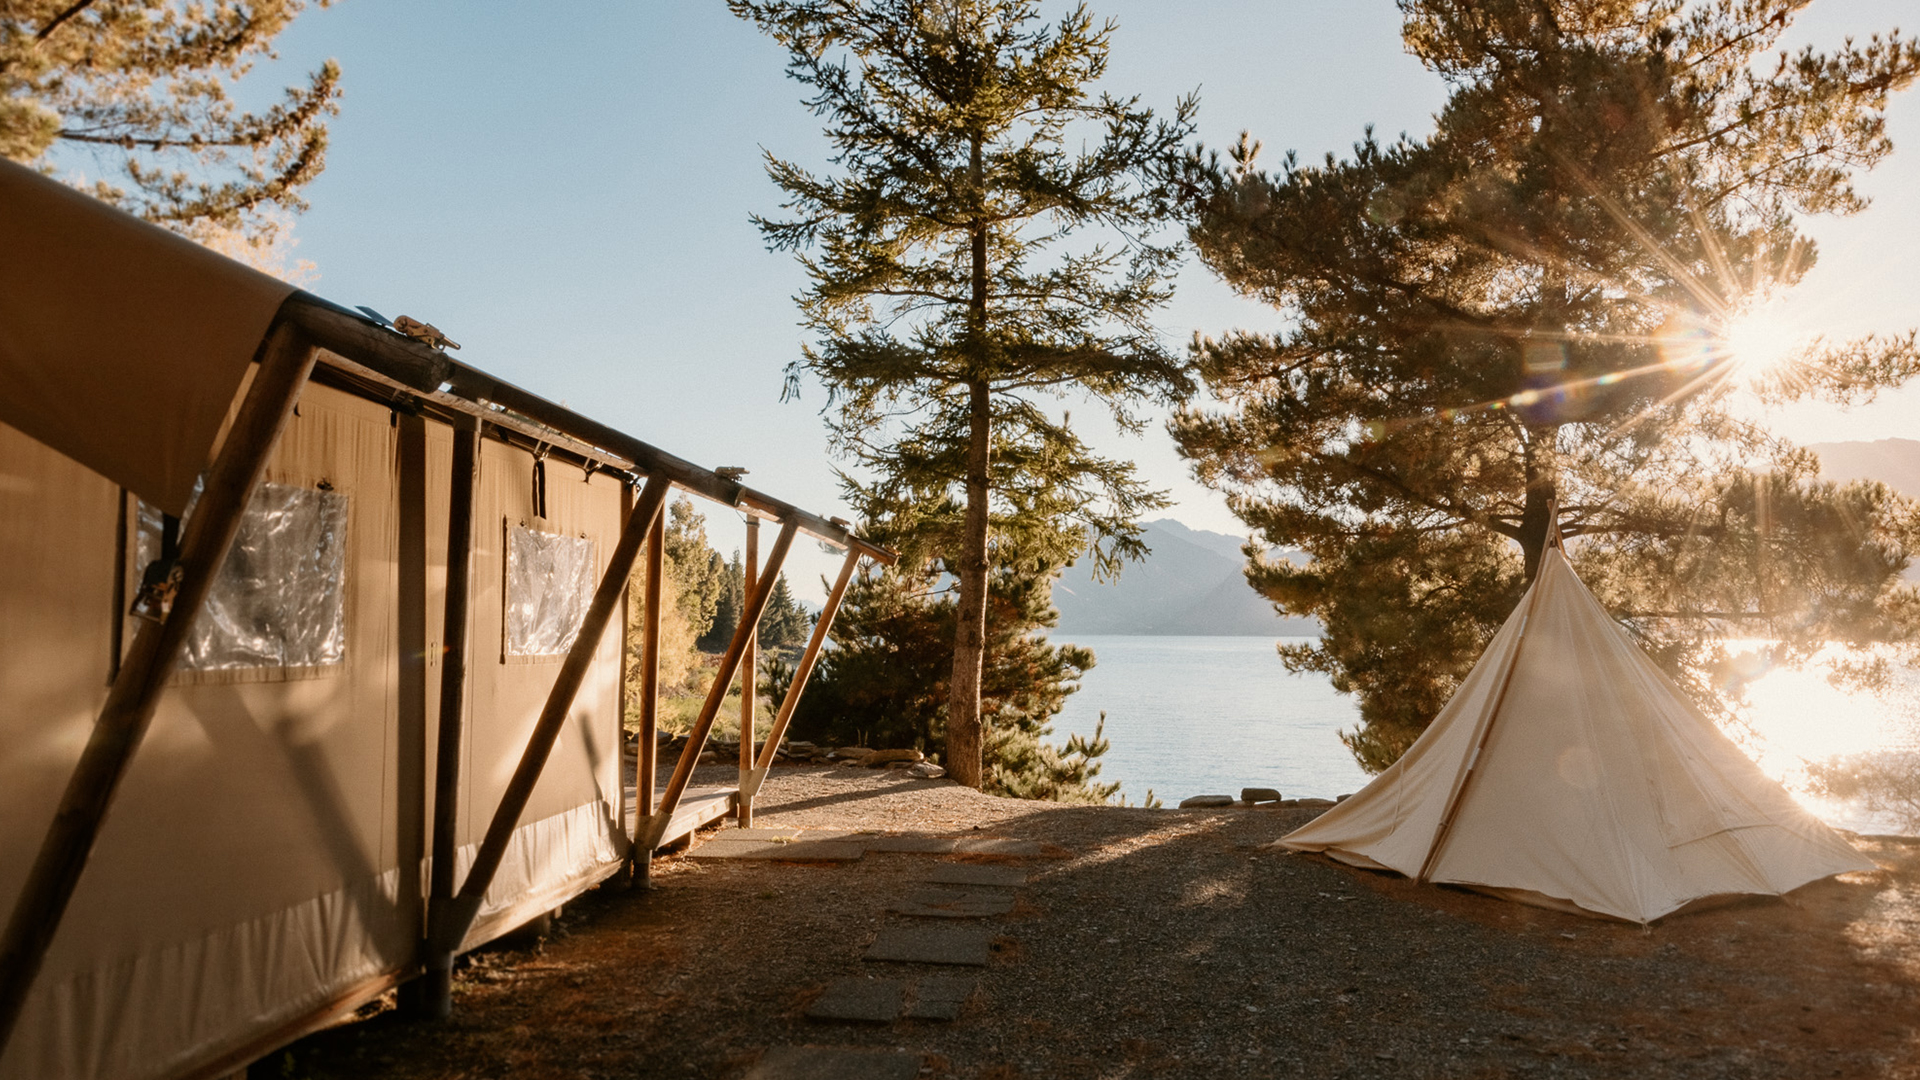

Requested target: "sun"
[{"left": 1719, "top": 300, "right": 1800, "bottom": 379}]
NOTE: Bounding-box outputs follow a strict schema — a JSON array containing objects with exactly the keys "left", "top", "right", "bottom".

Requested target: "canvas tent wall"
[
  {"left": 0, "top": 157, "right": 892, "bottom": 1079},
  {"left": 1281, "top": 540, "right": 1876, "bottom": 924}
]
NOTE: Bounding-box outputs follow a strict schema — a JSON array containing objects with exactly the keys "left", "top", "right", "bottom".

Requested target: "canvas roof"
[
  {"left": 0, "top": 158, "right": 294, "bottom": 516},
  {"left": 1281, "top": 542, "right": 1875, "bottom": 923}
]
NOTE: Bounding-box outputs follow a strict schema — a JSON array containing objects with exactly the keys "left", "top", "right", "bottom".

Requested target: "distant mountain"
[
  {"left": 1052, "top": 518, "right": 1316, "bottom": 636},
  {"left": 1807, "top": 439, "right": 1920, "bottom": 496}
]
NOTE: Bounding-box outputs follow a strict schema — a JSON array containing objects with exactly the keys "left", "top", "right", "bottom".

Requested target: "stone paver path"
[{"left": 720, "top": 824, "right": 1043, "bottom": 1073}]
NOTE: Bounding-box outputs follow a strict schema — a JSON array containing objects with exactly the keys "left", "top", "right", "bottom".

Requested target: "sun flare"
[{"left": 1719, "top": 301, "right": 1800, "bottom": 379}]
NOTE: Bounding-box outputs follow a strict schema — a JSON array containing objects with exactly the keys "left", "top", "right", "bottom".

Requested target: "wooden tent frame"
[{"left": 0, "top": 291, "right": 895, "bottom": 1055}]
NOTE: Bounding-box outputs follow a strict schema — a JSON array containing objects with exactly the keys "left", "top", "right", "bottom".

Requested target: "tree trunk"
[
  {"left": 1518, "top": 431, "right": 1557, "bottom": 582},
  {"left": 947, "top": 134, "right": 990, "bottom": 789},
  {"left": 948, "top": 378, "right": 991, "bottom": 787}
]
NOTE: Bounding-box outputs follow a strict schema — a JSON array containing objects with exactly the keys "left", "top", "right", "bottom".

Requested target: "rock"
[
  {"left": 1336, "top": 793, "right": 1354, "bottom": 802},
  {"left": 864, "top": 748, "right": 925, "bottom": 767},
  {"left": 1178, "top": 794, "right": 1235, "bottom": 808},
  {"left": 1242, "top": 787, "right": 1283, "bottom": 804},
  {"left": 1295, "top": 797, "right": 1337, "bottom": 809},
  {"left": 906, "top": 762, "right": 947, "bottom": 779},
  {"left": 696, "top": 750, "right": 720, "bottom": 765},
  {"left": 784, "top": 740, "right": 818, "bottom": 755}
]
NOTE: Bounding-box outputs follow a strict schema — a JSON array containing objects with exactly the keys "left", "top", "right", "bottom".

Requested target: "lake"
[{"left": 1052, "top": 633, "right": 1917, "bottom": 833}]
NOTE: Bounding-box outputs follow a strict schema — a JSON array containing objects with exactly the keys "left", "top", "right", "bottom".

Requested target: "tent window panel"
[
  {"left": 504, "top": 523, "right": 596, "bottom": 659},
  {"left": 136, "top": 482, "right": 349, "bottom": 672}
]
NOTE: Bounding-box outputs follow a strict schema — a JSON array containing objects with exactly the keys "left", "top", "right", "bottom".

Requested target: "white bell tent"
[{"left": 1280, "top": 526, "right": 1875, "bottom": 923}]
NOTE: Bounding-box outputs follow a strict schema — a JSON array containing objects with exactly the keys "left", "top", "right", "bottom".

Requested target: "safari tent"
[
  {"left": 0, "top": 157, "right": 890, "bottom": 1079},
  {"left": 1281, "top": 523, "right": 1875, "bottom": 924}
]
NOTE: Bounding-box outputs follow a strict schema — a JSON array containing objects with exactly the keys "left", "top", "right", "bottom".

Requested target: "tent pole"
[
  {"left": 737, "top": 516, "right": 760, "bottom": 827},
  {"left": 1416, "top": 535, "right": 1556, "bottom": 884},
  {"left": 416, "top": 413, "right": 482, "bottom": 1019},
  {"left": 642, "top": 521, "right": 797, "bottom": 852},
  {"left": 747, "top": 546, "right": 862, "bottom": 790},
  {"left": 0, "top": 322, "right": 318, "bottom": 1054},
  {"left": 634, "top": 506, "right": 664, "bottom": 887},
  {"left": 428, "top": 473, "right": 672, "bottom": 966}
]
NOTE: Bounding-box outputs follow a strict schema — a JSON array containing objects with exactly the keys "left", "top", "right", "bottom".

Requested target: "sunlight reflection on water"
[{"left": 1055, "top": 634, "right": 1916, "bottom": 834}]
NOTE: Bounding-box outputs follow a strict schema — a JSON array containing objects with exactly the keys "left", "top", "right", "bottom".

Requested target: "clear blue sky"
[{"left": 249, "top": 1, "right": 1920, "bottom": 599}]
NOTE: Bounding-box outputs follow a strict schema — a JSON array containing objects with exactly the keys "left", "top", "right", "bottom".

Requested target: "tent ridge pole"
[{"left": 0, "top": 321, "right": 318, "bottom": 1055}]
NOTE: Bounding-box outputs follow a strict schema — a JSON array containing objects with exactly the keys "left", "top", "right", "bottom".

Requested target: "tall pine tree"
[
  {"left": 734, "top": 0, "right": 1196, "bottom": 786},
  {"left": 1177, "top": 0, "right": 1920, "bottom": 771},
  {"left": 1, "top": 0, "right": 341, "bottom": 243}
]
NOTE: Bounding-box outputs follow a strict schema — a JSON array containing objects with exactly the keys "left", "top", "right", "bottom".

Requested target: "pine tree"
[
  {"left": 700, "top": 550, "right": 748, "bottom": 654},
  {"left": 1, "top": 0, "right": 341, "bottom": 242},
  {"left": 755, "top": 573, "right": 810, "bottom": 657},
  {"left": 1176, "top": 0, "right": 1920, "bottom": 771},
  {"left": 784, "top": 560, "right": 1117, "bottom": 802},
  {"left": 734, "top": 0, "right": 1196, "bottom": 786}
]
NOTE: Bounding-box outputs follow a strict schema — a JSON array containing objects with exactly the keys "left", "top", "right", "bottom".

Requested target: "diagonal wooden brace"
[
  {"left": 750, "top": 544, "right": 863, "bottom": 786},
  {"left": 0, "top": 322, "right": 318, "bottom": 1054},
  {"left": 427, "top": 472, "right": 671, "bottom": 963},
  {"left": 639, "top": 519, "right": 797, "bottom": 852}
]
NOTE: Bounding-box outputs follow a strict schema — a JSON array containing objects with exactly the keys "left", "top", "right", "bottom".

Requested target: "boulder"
[
  {"left": 906, "top": 762, "right": 947, "bottom": 779},
  {"left": 1336, "top": 793, "right": 1353, "bottom": 802},
  {"left": 1178, "top": 794, "right": 1235, "bottom": 809},
  {"left": 865, "top": 748, "right": 925, "bottom": 767},
  {"left": 1241, "top": 787, "right": 1283, "bottom": 804},
  {"left": 1295, "top": 797, "right": 1336, "bottom": 809},
  {"left": 696, "top": 750, "right": 720, "bottom": 765}
]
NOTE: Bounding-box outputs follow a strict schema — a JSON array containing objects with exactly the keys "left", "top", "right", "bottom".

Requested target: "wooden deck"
[{"left": 625, "top": 766, "right": 736, "bottom": 852}]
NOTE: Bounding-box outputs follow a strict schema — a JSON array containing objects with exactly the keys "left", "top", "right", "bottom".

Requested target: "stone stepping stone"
[
  {"left": 889, "top": 887, "right": 1015, "bottom": 919},
  {"left": 805, "top": 978, "right": 904, "bottom": 1022},
  {"left": 744, "top": 1046, "right": 921, "bottom": 1080},
  {"left": 905, "top": 975, "right": 975, "bottom": 1021},
  {"left": 952, "top": 838, "right": 1043, "bottom": 856},
  {"left": 863, "top": 925, "right": 993, "bottom": 966},
  {"left": 688, "top": 838, "right": 866, "bottom": 862},
  {"left": 923, "top": 864, "right": 1026, "bottom": 888},
  {"left": 864, "top": 835, "right": 961, "bottom": 853},
  {"left": 723, "top": 827, "right": 805, "bottom": 841}
]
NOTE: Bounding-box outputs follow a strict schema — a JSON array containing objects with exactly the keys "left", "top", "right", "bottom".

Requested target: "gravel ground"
[{"left": 282, "top": 765, "right": 1920, "bottom": 1079}]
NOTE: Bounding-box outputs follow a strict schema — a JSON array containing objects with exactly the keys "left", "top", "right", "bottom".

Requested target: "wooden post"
[
  {"left": 642, "top": 520, "right": 796, "bottom": 851},
  {"left": 749, "top": 546, "right": 862, "bottom": 790},
  {"left": 634, "top": 506, "right": 664, "bottom": 885},
  {"left": 417, "top": 413, "right": 482, "bottom": 1018},
  {"left": 0, "top": 322, "right": 318, "bottom": 1054},
  {"left": 391, "top": 411, "right": 430, "bottom": 1014},
  {"left": 428, "top": 473, "right": 671, "bottom": 965},
  {"left": 737, "top": 516, "right": 760, "bottom": 827}
]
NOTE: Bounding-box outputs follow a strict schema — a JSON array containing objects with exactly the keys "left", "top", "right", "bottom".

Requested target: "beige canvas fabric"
[
  {"left": 1, "top": 388, "right": 627, "bottom": 1079},
  {"left": 1281, "top": 543, "right": 1875, "bottom": 923},
  {"left": 0, "top": 158, "right": 294, "bottom": 515}
]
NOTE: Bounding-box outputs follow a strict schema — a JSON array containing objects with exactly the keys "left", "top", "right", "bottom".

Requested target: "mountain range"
[
  {"left": 1046, "top": 439, "right": 1920, "bottom": 636},
  {"left": 1052, "top": 518, "right": 1314, "bottom": 636}
]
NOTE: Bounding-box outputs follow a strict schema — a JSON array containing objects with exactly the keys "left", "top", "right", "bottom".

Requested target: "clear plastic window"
[
  {"left": 504, "top": 524, "right": 596, "bottom": 658},
  {"left": 137, "top": 482, "right": 349, "bottom": 671}
]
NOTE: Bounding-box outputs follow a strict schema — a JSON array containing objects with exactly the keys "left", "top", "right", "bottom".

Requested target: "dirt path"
[{"left": 281, "top": 766, "right": 1920, "bottom": 1079}]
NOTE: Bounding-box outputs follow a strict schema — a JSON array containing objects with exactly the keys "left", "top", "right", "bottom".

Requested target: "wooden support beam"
[
  {"left": 391, "top": 411, "right": 430, "bottom": 1013},
  {"left": 635, "top": 506, "right": 664, "bottom": 889},
  {"left": 641, "top": 520, "right": 797, "bottom": 851},
  {"left": 746, "top": 545, "right": 863, "bottom": 796},
  {"left": 0, "top": 322, "right": 318, "bottom": 1054},
  {"left": 737, "top": 517, "right": 760, "bottom": 827},
  {"left": 429, "top": 474, "right": 672, "bottom": 965},
  {"left": 416, "top": 413, "right": 482, "bottom": 1018}
]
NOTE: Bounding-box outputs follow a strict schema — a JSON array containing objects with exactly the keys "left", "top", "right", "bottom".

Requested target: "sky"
[{"left": 198, "top": 1, "right": 1920, "bottom": 599}]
